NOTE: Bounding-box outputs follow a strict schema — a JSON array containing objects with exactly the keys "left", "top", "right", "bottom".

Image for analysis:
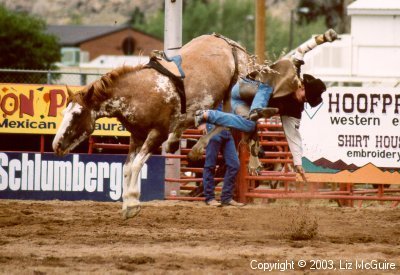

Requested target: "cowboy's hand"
[
  {"left": 324, "top": 29, "right": 338, "bottom": 42},
  {"left": 295, "top": 165, "right": 307, "bottom": 181},
  {"left": 295, "top": 165, "right": 304, "bottom": 174},
  {"left": 197, "top": 123, "right": 207, "bottom": 133}
]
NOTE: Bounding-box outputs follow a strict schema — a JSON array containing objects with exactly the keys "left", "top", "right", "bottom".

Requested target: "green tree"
[
  {"left": 0, "top": 5, "right": 60, "bottom": 83},
  {"left": 128, "top": 7, "right": 145, "bottom": 26},
  {"left": 131, "top": 0, "right": 325, "bottom": 62},
  {"left": 131, "top": 8, "right": 164, "bottom": 41},
  {"left": 131, "top": 0, "right": 255, "bottom": 50},
  {"left": 296, "top": 0, "right": 353, "bottom": 33},
  {"left": 217, "top": 0, "right": 254, "bottom": 48},
  {"left": 182, "top": 0, "right": 219, "bottom": 42},
  {"left": 274, "top": 17, "right": 326, "bottom": 59}
]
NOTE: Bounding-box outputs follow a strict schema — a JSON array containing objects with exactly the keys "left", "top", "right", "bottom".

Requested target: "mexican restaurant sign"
[
  {"left": 300, "top": 87, "right": 400, "bottom": 184},
  {"left": 0, "top": 84, "right": 129, "bottom": 136}
]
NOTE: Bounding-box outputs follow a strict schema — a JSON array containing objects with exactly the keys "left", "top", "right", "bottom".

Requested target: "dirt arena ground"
[{"left": 0, "top": 199, "right": 399, "bottom": 274}]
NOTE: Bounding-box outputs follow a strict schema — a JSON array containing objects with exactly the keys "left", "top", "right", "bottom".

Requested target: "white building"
[{"left": 302, "top": 0, "right": 400, "bottom": 87}]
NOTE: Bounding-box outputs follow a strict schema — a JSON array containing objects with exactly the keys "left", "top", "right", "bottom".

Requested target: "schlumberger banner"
[
  {"left": 0, "top": 152, "right": 165, "bottom": 201},
  {"left": 300, "top": 87, "right": 400, "bottom": 184},
  {"left": 0, "top": 84, "right": 129, "bottom": 136}
]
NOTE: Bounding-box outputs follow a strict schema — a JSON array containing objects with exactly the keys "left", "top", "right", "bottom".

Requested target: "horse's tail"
[{"left": 211, "top": 33, "right": 248, "bottom": 53}]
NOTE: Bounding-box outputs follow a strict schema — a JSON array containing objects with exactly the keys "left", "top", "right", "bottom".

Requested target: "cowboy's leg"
[
  {"left": 207, "top": 110, "right": 255, "bottom": 133},
  {"left": 219, "top": 131, "right": 240, "bottom": 203},
  {"left": 203, "top": 133, "right": 223, "bottom": 203},
  {"left": 230, "top": 81, "right": 250, "bottom": 117},
  {"left": 248, "top": 83, "right": 278, "bottom": 121},
  {"left": 250, "top": 83, "right": 274, "bottom": 110}
]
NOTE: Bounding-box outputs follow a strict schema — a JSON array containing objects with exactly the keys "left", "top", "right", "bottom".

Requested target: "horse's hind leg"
[
  {"left": 187, "top": 126, "right": 226, "bottom": 161},
  {"left": 165, "top": 119, "right": 187, "bottom": 154},
  {"left": 165, "top": 132, "right": 181, "bottom": 153},
  {"left": 122, "top": 130, "right": 163, "bottom": 219}
]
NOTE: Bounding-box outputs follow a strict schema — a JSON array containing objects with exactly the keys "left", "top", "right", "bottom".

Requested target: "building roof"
[
  {"left": 46, "top": 25, "right": 161, "bottom": 46},
  {"left": 348, "top": 0, "right": 400, "bottom": 15}
]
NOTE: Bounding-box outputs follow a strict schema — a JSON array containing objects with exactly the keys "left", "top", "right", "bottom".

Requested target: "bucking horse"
[
  {"left": 52, "top": 34, "right": 256, "bottom": 219},
  {"left": 53, "top": 30, "right": 337, "bottom": 219}
]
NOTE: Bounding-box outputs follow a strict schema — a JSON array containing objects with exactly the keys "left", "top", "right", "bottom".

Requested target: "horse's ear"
[
  {"left": 66, "top": 86, "right": 74, "bottom": 99},
  {"left": 83, "top": 85, "right": 94, "bottom": 104}
]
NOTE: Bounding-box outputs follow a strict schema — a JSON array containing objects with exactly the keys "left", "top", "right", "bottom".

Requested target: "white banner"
[{"left": 300, "top": 87, "right": 400, "bottom": 184}]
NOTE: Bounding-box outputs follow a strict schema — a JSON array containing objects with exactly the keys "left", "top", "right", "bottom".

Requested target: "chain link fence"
[{"left": 0, "top": 68, "right": 103, "bottom": 86}]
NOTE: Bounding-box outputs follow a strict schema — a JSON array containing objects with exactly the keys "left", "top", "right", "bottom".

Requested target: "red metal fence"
[
  {"left": 87, "top": 117, "right": 400, "bottom": 207},
  {"left": 235, "top": 117, "right": 400, "bottom": 207}
]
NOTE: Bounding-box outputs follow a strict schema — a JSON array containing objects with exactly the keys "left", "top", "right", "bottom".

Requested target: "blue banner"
[{"left": 0, "top": 152, "right": 165, "bottom": 202}]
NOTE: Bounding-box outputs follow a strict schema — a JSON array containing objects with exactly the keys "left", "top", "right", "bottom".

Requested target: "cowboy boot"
[{"left": 249, "top": 107, "right": 279, "bottom": 121}]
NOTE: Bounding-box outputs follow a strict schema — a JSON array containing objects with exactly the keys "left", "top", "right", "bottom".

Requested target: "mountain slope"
[{"left": 0, "top": 0, "right": 298, "bottom": 26}]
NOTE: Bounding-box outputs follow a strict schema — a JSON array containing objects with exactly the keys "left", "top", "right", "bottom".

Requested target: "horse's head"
[{"left": 52, "top": 86, "right": 96, "bottom": 156}]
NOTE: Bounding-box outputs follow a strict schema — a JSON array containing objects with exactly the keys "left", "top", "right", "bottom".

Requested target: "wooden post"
[
  {"left": 255, "top": 0, "right": 266, "bottom": 63},
  {"left": 236, "top": 139, "right": 249, "bottom": 203},
  {"left": 338, "top": 183, "right": 352, "bottom": 207},
  {"left": 88, "top": 137, "right": 93, "bottom": 154},
  {"left": 40, "top": 135, "right": 45, "bottom": 153}
]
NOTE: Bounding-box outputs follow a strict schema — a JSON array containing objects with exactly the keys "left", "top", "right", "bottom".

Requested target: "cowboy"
[
  {"left": 194, "top": 74, "right": 326, "bottom": 176},
  {"left": 194, "top": 29, "right": 336, "bottom": 176},
  {"left": 194, "top": 73, "right": 325, "bottom": 134},
  {"left": 201, "top": 105, "right": 244, "bottom": 207}
]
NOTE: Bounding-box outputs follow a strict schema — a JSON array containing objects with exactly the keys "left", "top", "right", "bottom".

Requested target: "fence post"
[
  {"left": 236, "top": 139, "right": 249, "bottom": 203},
  {"left": 47, "top": 71, "right": 52, "bottom": 84},
  {"left": 338, "top": 183, "right": 352, "bottom": 207},
  {"left": 80, "top": 74, "right": 87, "bottom": 86},
  {"left": 40, "top": 135, "right": 45, "bottom": 153},
  {"left": 88, "top": 137, "right": 94, "bottom": 154}
]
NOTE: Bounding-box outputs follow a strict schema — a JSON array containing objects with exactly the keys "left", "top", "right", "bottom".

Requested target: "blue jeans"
[
  {"left": 203, "top": 130, "right": 240, "bottom": 203},
  {"left": 231, "top": 78, "right": 274, "bottom": 114},
  {"left": 207, "top": 110, "right": 256, "bottom": 132}
]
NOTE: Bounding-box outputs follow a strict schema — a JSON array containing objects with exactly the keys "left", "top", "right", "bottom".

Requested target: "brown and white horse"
[{"left": 52, "top": 34, "right": 255, "bottom": 219}]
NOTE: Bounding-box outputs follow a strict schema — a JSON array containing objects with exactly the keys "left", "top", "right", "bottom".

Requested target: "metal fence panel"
[{"left": 0, "top": 68, "right": 102, "bottom": 86}]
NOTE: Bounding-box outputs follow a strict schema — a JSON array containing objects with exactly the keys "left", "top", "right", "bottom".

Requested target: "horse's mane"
[{"left": 76, "top": 65, "right": 144, "bottom": 106}]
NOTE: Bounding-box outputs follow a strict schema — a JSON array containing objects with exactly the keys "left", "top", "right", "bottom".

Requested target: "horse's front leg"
[
  {"left": 122, "top": 150, "right": 151, "bottom": 219},
  {"left": 122, "top": 137, "right": 142, "bottom": 219},
  {"left": 122, "top": 130, "right": 163, "bottom": 219},
  {"left": 165, "top": 131, "right": 182, "bottom": 154}
]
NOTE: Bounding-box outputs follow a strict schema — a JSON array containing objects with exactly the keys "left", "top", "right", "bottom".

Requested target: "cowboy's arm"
[
  {"left": 292, "top": 29, "right": 338, "bottom": 63},
  {"left": 291, "top": 29, "right": 338, "bottom": 76},
  {"left": 281, "top": 115, "right": 304, "bottom": 175}
]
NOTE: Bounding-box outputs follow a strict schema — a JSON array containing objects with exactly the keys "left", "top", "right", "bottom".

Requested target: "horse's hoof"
[
  {"left": 187, "top": 149, "right": 202, "bottom": 161},
  {"left": 166, "top": 141, "right": 179, "bottom": 154},
  {"left": 122, "top": 205, "right": 141, "bottom": 220}
]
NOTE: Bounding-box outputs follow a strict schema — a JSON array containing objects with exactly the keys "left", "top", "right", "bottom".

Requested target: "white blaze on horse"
[{"left": 52, "top": 34, "right": 255, "bottom": 219}]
